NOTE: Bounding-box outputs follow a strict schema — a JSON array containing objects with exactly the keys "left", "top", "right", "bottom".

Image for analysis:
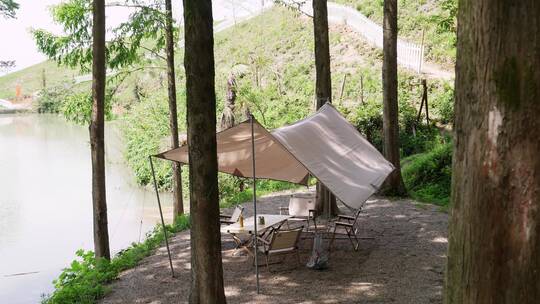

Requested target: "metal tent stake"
[
  {"left": 250, "top": 115, "right": 260, "bottom": 294},
  {"left": 149, "top": 156, "right": 175, "bottom": 278}
]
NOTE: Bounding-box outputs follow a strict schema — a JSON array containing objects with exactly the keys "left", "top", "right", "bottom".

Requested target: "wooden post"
[
  {"left": 338, "top": 73, "right": 347, "bottom": 104},
  {"left": 422, "top": 79, "right": 429, "bottom": 124},
  {"left": 416, "top": 79, "right": 429, "bottom": 124},
  {"left": 360, "top": 74, "right": 364, "bottom": 104}
]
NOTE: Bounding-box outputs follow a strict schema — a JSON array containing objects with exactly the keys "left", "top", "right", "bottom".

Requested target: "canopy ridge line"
[{"left": 155, "top": 104, "right": 394, "bottom": 210}]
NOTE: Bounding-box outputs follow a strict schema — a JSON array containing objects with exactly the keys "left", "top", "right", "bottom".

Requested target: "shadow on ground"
[{"left": 100, "top": 190, "right": 448, "bottom": 304}]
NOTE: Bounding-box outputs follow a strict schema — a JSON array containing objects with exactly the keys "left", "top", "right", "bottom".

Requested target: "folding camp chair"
[
  {"left": 220, "top": 206, "right": 244, "bottom": 225},
  {"left": 254, "top": 226, "right": 303, "bottom": 272},
  {"left": 328, "top": 207, "right": 363, "bottom": 251},
  {"left": 279, "top": 195, "right": 317, "bottom": 232}
]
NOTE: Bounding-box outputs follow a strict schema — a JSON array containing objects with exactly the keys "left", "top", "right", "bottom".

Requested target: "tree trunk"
[
  {"left": 182, "top": 0, "right": 226, "bottom": 303},
  {"left": 164, "top": 0, "right": 183, "bottom": 221},
  {"left": 313, "top": 0, "right": 338, "bottom": 217},
  {"left": 219, "top": 73, "right": 236, "bottom": 131},
  {"left": 90, "top": 0, "right": 110, "bottom": 260},
  {"left": 380, "top": 0, "right": 406, "bottom": 196},
  {"left": 445, "top": 1, "right": 540, "bottom": 303}
]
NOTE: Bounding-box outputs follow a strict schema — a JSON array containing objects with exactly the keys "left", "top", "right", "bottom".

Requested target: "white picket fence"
[{"left": 299, "top": 1, "right": 424, "bottom": 73}]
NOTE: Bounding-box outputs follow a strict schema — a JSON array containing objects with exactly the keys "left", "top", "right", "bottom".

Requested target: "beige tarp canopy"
[{"left": 156, "top": 103, "right": 394, "bottom": 209}]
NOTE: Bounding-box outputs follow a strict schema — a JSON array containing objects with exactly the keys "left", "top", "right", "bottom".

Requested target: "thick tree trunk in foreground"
[
  {"left": 313, "top": 0, "right": 337, "bottom": 217},
  {"left": 90, "top": 0, "right": 110, "bottom": 260},
  {"left": 445, "top": 1, "right": 540, "bottom": 303},
  {"left": 380, "top": 0, "right": 406, "bottom": 196},
  {"left": 182, "top": 0, "right": 226, "bottom": 303},
  {"left": 165, "top": 0, "right": 183, "bottom": 221}
]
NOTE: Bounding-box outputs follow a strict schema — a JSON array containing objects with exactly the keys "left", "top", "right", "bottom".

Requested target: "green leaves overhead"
[
  {"left": 0, "top": 0, "right": 19, "bottom": 18},
  {"left": 32, "top": 0, "right": 177, "bottom": 72}
]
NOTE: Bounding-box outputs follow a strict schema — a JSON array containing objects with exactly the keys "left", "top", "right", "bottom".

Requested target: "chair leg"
[
  {"left": 328, "top": 225, "right": 337, "bottom": 253},
  {"left": 352, "top": 228, "right": 360, "bottom": 251},
  {"left": 346, "top": 227, "right": 360, "bottom": 251},
  {"left": 265, "top": 254, "right": 270, "bottom": 272},
  {"left": 296, "top": 250, "right": 301, "bottom": 267}
]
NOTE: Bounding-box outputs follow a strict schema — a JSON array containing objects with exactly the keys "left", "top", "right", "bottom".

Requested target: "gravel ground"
[{"left": 100, "top": 189, "right": 448, "bottom": 304}]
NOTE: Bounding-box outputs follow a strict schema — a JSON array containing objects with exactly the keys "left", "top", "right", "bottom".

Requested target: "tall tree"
[
  {"left": 380, "top": 0, "right": 406, "bottom": 196},
  {"left": 312, "top": 0, "right": 338, "bottom": 217},
  {"left": 90, "top": 0, "right": 110, "bottom": 260},
  {"left": 182, "top": 0, "right": 226, "bottom": 303},
  {"left": 445, "top": 1, "right": 540, "bottom": 302},
  {"left": 164, "top": 0, "right": 183, "bottom": 220},
  {"left": 34, "top": 0, "right": 185, "bottom": 221}
]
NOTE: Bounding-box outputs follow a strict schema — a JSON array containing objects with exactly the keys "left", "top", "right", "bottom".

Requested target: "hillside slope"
[
  {"left": 121, "top": 7, "right": 453, "bottom": 191},
  {"left": 334, "top": 0, "right": 457, "bottom": 67},
  {"left": 0, "top": 60, "right": 79, "bottom": 99}
]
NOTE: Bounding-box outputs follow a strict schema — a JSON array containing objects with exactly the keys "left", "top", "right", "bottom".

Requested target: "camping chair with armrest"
[
  {"left": 328, "top": 206, "right": 363, "bottom": 252},
  {"left": 220, "top": 206, "right": 244, "bottom": 225},
  {"left": 254, "top": 226, "right": 304, "bottom": 272},
  {"left": 279, "top": 195, "right": 318, "bottom": 232}
]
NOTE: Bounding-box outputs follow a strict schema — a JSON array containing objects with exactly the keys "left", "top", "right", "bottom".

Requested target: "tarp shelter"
[{"left": 156, "top": 103, "right": 394, "bottom": 209}]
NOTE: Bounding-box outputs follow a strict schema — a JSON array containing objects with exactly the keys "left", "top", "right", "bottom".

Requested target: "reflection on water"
[{"left": 0, "top": 114, "right": 175, "bottom": 303}]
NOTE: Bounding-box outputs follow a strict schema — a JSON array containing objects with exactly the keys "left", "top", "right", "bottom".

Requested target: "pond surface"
[{"left": 0, "top": 114, "right": 174, "bottom": 303}]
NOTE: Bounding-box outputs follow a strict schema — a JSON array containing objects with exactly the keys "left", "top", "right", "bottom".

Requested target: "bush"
[
  {"left": 42, "top": 215, "right": 191, "bottom": 304},
  {"left": 402, "top": 142, "right": 452, "bottom": 206},
  {"left": 122, "top": 90, "right": 187, "bottom": 189},
  {"left": 61, "top": 91, "right": 114, "bottom": 125},
  {"left": 35, "top": 86, "right": 69, "bottom": 114}
]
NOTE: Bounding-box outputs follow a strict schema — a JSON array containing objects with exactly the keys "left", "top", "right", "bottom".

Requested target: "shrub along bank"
[{"left": 41, "top": 215, "right": 190, "bottom": 304}]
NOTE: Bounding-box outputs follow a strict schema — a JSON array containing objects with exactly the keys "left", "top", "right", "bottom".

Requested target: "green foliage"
[
  {"left": 122, "top": 90, "right": 186, "bottom": 189},
  {"left": 352, "top": 99, "right": 383, "bottom": 150},
  {"left": 32, "top": 0, "right": 174, "bottom": 74},
  {"left": 402, "top": 142, "right": 452, "bottom": 206},
  {"left": 61, "top": 92, "right": 113, "bottom": 125},
  {"left": 0, "top": 0, "right": 19, "bottom": 18},
  {"left": 430, "top": 82, "right": 454, "bottom": 124},
  {"left": 35, "top": 86, "right": 69, "bottom": 114},
  {"left": 42, "top": 215, "right": 191, "bottom": 304},
  {"left": 33, "top": 0, "right": 93, "bottom": 71},
  {"left": 34, "top": 84, "right": 114, "bottom": 125},
  {"left": 334, "top": 0, "right": 458, "bottom": 66}
]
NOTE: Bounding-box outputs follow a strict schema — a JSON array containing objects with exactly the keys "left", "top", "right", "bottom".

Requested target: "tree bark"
[
  {"left": 445, "top": 1, "right": 540, "bottom": 303},
  {"left": 90, "top": 0, "right": 110, "bottom": 260},
  {"left": 182, "top": 0, "right": 226, "bottom": 303},
  {"left": 219, "top": 73, "right": 236, "bottom": 131},
  {"left": 380, "top": 0, "right": 406, "bottom": 196},
  {"left": 313, "top": 0, "right": 338, "bottom": 217},
  {"left": 164, "top": 0, "right": 183, "bottom": 221}
]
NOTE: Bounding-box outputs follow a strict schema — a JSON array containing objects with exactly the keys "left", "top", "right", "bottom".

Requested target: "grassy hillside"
[
  {"left": 0, "top": 60, "right": 79, "bottom": 99},
  {"left": 122, "top": 7, "right": 453, "bottom": 201},
  {"left": 334, "top": 0, "right": 457, "bottom": 67},
  {"left": 0, "top": 7, "right": 454, "bottom": 206}
]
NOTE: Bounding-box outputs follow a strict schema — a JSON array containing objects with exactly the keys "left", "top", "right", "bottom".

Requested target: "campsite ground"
[{"left": 100, "top": 189, "right": 448, "bottom": 304}]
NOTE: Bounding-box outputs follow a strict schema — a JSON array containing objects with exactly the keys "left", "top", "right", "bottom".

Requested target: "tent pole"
[
  {"left": 250, "top": 115, "right": 260, "bottom": 294},
  {"left": 149, "top": 156, "right": 175, "bottom": 278}
]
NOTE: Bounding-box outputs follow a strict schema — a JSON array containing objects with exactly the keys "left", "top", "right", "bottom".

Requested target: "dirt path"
[{"left": 100, "top": 189, "right": 447, "bottom": 304}]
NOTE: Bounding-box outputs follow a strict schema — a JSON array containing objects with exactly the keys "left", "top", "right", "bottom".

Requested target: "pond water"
[{"left": 0, "top": 114, "right": 174, "bottom": 303}]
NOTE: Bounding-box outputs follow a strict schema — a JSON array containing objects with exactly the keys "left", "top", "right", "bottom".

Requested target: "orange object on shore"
[{"left": 15, "top": 84, "right": 22, "bottom": 100}]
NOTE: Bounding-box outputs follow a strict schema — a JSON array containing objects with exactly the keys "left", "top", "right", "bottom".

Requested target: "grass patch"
[
  {"left": 0, "top": 60, "right": 79, "bottom": 100},
  {"left": 402, "top": 142, "right": 452, "bottom": 206},
  {"left": 334, "top": 0, "right": 457, "bottom": 67},
  {"left": 41, "top": 215, "right": 191, "bottom": 304}
]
